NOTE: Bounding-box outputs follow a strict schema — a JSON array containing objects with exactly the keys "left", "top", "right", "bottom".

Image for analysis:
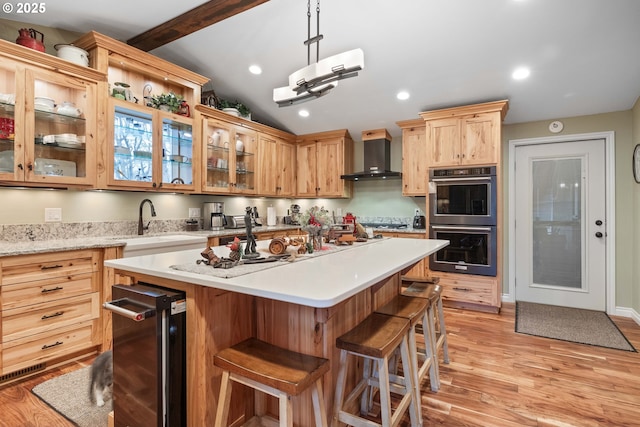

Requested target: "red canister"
[
  {"left": 16, "top": 28, "right": 45, "bottom": 52},
  {"left": 343, "top": 212, "right": 357, "bottom": 235}
]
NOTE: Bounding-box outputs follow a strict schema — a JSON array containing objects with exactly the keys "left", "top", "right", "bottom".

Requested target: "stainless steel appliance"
[
  {"left": 224, "top": 214, "right": 246, "bottom": 229},
  {"left": 203, "top": 201, "right": 225, "bottom": 230},
  {"left": 103, "top": 283, "right": 186, "bottom": 427},
  {"left": 429, "top": 166, "right": 497, "bottom": 226},
  {"left": 429, "top": 224, "right": 497, "bottom": 276},
  {"left": 429, "top": 166, "right": 497, "bottom": 276}
]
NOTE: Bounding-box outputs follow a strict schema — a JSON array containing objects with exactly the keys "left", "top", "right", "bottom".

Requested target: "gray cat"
[{"left": 88, "top": 350, "right": 113, "bottom": 407}]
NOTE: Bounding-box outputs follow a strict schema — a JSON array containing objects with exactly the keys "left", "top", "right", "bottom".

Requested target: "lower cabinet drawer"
[
  {"left": 2, "top": 293, "right": 100, "bottom": 342},
  {"left": 1, "top": 272, "right": 98, "bottom": 311},
  {"left": 2, "top": 321, "right": 97, "bottom": 374},
  {"left": 438, "top": 272, "right": 499, "bottom": 307}
]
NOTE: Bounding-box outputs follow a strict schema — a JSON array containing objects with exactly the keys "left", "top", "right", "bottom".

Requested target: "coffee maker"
[{"left": 203, "top": 202, "right": 225, "bottom": 230}]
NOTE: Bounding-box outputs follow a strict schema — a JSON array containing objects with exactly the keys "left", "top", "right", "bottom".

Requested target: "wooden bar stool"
[
  {"left": 214, "top": 337, "right": 330, "bottom": 427},
  {"left": 402, "top": 281, "right": 450, "bottom": 389},
  {"left": 333, "top": 312, "right": 420, "bottom": 427},
  {"left": 375, "top": 294, "right": 438, "bottom": 420}
]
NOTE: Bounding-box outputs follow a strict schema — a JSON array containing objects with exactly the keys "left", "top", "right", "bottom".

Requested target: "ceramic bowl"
[{"left": 35, "top": 97, "right": 55, "bottom": 109}]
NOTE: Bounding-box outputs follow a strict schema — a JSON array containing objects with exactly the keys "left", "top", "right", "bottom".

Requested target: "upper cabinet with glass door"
[
  {"left": 0, "top": 39, "right": 104, "bottom": 188},
  {"left": 73, "top": 31, "right": 208, "bottom": 191},
  {"left": 200, "top": 109, "right": 257, "bottom": 194}
]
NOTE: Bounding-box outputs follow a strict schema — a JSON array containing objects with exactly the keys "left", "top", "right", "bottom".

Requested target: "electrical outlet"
[
  {"left": 189, "top": 208, "right": 201, "bottom": 218},
  {"left": 45, "top": 207, "right": 62, "bottom": 222}
]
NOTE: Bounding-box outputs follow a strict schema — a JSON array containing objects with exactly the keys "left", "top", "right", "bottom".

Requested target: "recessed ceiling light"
[
  {"left": 397, "top": 91, "right": 410, "bottom": 100},
  {"left": 249, "top": 65, "right": 262, "bottom": 75},
  {"left": 512, "top": 67, "right": 530, "bottom": 80},
  {"left": 298, "top": 109, "right": 310, "bottom": 117}
]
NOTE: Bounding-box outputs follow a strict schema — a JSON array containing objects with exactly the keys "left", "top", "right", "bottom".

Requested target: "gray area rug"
[
  {"left": 32, "top": 366, "right": 110, "bottom": 427},
  {"left": 516, "top": 301, "right": 636, "bottom": 352}
]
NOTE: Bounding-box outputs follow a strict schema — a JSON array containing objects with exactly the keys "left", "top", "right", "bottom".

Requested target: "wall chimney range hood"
[{"left": 341, "top": 129, "right": 402, "bottom": 181}]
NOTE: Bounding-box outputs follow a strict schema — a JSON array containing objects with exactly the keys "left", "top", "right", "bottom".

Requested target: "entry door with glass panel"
[{"left": 514, "top": 139, "right": 606, "bottom": 311}]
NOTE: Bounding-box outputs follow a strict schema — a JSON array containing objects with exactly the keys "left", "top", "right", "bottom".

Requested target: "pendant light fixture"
[{"left": 273, "top": 0, "right": 364, "bottom": 107}]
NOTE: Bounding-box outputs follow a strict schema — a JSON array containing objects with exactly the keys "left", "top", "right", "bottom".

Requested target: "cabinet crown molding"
[{"left": 419, "top": 100, "right": 509, "bottom": 121}]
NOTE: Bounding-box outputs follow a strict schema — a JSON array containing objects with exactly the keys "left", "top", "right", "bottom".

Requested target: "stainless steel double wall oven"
[{"left": 428, "top": 166, "right": 497, "bottom": 276}]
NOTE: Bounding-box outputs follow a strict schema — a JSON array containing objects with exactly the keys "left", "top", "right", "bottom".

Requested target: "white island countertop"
[{"left": 104, "top": 237, "right": 449, "bottom": 308}]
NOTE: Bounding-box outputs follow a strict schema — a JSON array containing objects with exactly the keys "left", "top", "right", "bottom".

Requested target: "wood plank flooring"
[{"left": 1, "top": 302, "right": 639, "bottom": 426}]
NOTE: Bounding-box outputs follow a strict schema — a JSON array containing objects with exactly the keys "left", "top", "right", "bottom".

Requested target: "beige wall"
[
  {"left": 0, "top": 18, "right": 82, "bottom": 55},
  {"left": 633, "top": 97, "right": 640, "bottom": 311},
  {"left": 502, "top": 110, "right": 636, "bottom": 311}
]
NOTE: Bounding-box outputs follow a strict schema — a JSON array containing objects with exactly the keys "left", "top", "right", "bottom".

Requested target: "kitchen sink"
[{"left": 117, "top": 234, "right": 208, "bottom": 258}]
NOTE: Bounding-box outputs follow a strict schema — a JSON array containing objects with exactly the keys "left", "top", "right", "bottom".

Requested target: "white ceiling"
[{"left": 13, "top": 0, "right": 640, "bottom": 138}]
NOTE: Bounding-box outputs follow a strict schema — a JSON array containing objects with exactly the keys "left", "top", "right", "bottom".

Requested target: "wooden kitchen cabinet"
[
  {"left": 200, "top": 112, "right": 257, "bottom": 194},
  {"left": 0, "top": 39, "right": 104, "bottom": 189},
  {"left": 73, "top": 31, "right": 208, "bottom": 191},
  {"left": 435, "top": 271, "right": 500, "bottom": 313},
  {"left": 397, "top": 119, "right": 428, "bottom": 196},
  {"left": 257, "top": 133, "right": 296, "bottom": 197},
  {"left": 108, "top": 99, "right": 197, "bottom": 191},
  {"left": 420, "top": 100, "right": 508, "bottom": 167},
  {"left": 0, "top": 249, "right": 103, "bottom": 375},
  {"left": 296, "top": 129, "right": 354, "bottom": 198}
]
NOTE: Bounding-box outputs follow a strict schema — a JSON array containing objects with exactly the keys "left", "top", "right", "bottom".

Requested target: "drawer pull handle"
[
  {"left": 41, "top": 311, "right": 64, "bottom": 320},
  {"left": 41, "top": 264, "right": 63, "bottom": 270},
  {"left": 41, "top": 286, "right": 64, "bottom": 293},
  {"left": 453, "top": 287, "right": 472, "bottom": 292},
  {"left": 42, "top": 341, "right": 63, "bottom": 350}
]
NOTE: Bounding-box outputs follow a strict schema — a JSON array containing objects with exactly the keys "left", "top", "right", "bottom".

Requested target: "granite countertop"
[
  {"left": 104, "top": 238, "right": 449, "bottom": 308},
  {"left": 0, "top": 224, "right": 302, "bottom": 257}
]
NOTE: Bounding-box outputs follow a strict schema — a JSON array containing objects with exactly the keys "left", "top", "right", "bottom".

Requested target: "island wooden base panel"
[{"left": 2, "top": 303, "right": 640, "bottom": 426}]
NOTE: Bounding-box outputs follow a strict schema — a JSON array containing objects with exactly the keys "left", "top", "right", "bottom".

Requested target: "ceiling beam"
[{"left": 127, "top": 0, "right": 269, "bottom": 52}]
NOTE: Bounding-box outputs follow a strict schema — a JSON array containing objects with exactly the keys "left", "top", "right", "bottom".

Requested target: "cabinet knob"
[
  {"left": 18, "top": 163, "right": 23, "bottom": 170},
  {"left": 27, "top": 163, "right": 33, "bottom": 171},
  {"left": 152, "top": 182, "right": 157, "bottom": 188}
]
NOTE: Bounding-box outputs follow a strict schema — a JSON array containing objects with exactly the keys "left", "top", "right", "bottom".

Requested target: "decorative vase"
[
  {"left": 159, "top": 104, "right": 171, "bottom": 112},
  {"left": 313, "top": 234, "right": 322, "bottom": 251}
]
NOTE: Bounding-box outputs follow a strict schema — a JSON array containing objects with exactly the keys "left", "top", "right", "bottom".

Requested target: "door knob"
[
  {"left": 595, "top": 220, "right": 603, "bottom": 226},
  {"left": 595, "top": 232, "right": 603, "bottom": 238}
]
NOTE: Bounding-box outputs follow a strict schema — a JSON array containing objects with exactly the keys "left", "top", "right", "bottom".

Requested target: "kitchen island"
[{"left": 104, "top": 237, "right": 448, "bottom": 426}]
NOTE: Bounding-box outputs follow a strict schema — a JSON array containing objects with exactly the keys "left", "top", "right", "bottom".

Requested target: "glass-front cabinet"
[
  {"left": 0, "top": 62, "right": 17, "bottom": 180},
  {"left": 108, "top": 99, "right": 195, "bottom": 191},
  {"left": 202, "top": 117, "right": 256, "bottom": 194},
  {"left": 0, "top": 59, "right": 98, "bottom": 187},
  {"left": 161, "top": 116, "right": 194, "bottom": 188}
]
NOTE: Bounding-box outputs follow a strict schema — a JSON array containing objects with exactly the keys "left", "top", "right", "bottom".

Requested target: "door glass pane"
[
  {"left": 0, "top": 64, "right": 15, "bottom": 174},
  {"left": 531, "top": 158, "right": 582, "bottom": 288},
  {"left": 205, "top": 122, "right": 231, "bottom": 189},
  {"left": 162, "top": 119, "right": 192, "bottom": 185},
  {"left": 33, "top": 78, "right": 88, "bottom": 178},
  {"left": 114, "top": 107, "right": 153, "bottom": 182}
]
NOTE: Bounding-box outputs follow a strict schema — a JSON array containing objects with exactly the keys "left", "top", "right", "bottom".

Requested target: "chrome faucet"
[{"left": 138, "top": 198, "right": 157, "bottom": 235}]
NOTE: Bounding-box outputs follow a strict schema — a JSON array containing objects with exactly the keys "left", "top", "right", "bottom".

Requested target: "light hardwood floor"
[{"left": 1, "top": 302, "right": 639, "bottom": 426}]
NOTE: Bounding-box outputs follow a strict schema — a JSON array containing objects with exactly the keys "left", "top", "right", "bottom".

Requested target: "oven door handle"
[
  {"left": 103, "top": 298, "right": 156, "bottom": 322},
  {"left": 431, "top": 225, "right": 493, "bottom": 232},
  {"left": 431, "top": 177, "right": 492, "bottom": 183}
]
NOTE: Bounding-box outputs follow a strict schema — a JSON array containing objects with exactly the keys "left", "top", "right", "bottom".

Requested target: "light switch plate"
[
  {"left": 45, "top": 207, "right": 62, "bottom": 222},
  {"left": 189, "top": 208, "right": 201, "bottom": 218}
]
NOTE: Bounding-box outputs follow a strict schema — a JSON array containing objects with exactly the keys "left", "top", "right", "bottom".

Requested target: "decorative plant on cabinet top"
[{"left": 150, "top": 92, "right": 183, "bottom": 113}]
